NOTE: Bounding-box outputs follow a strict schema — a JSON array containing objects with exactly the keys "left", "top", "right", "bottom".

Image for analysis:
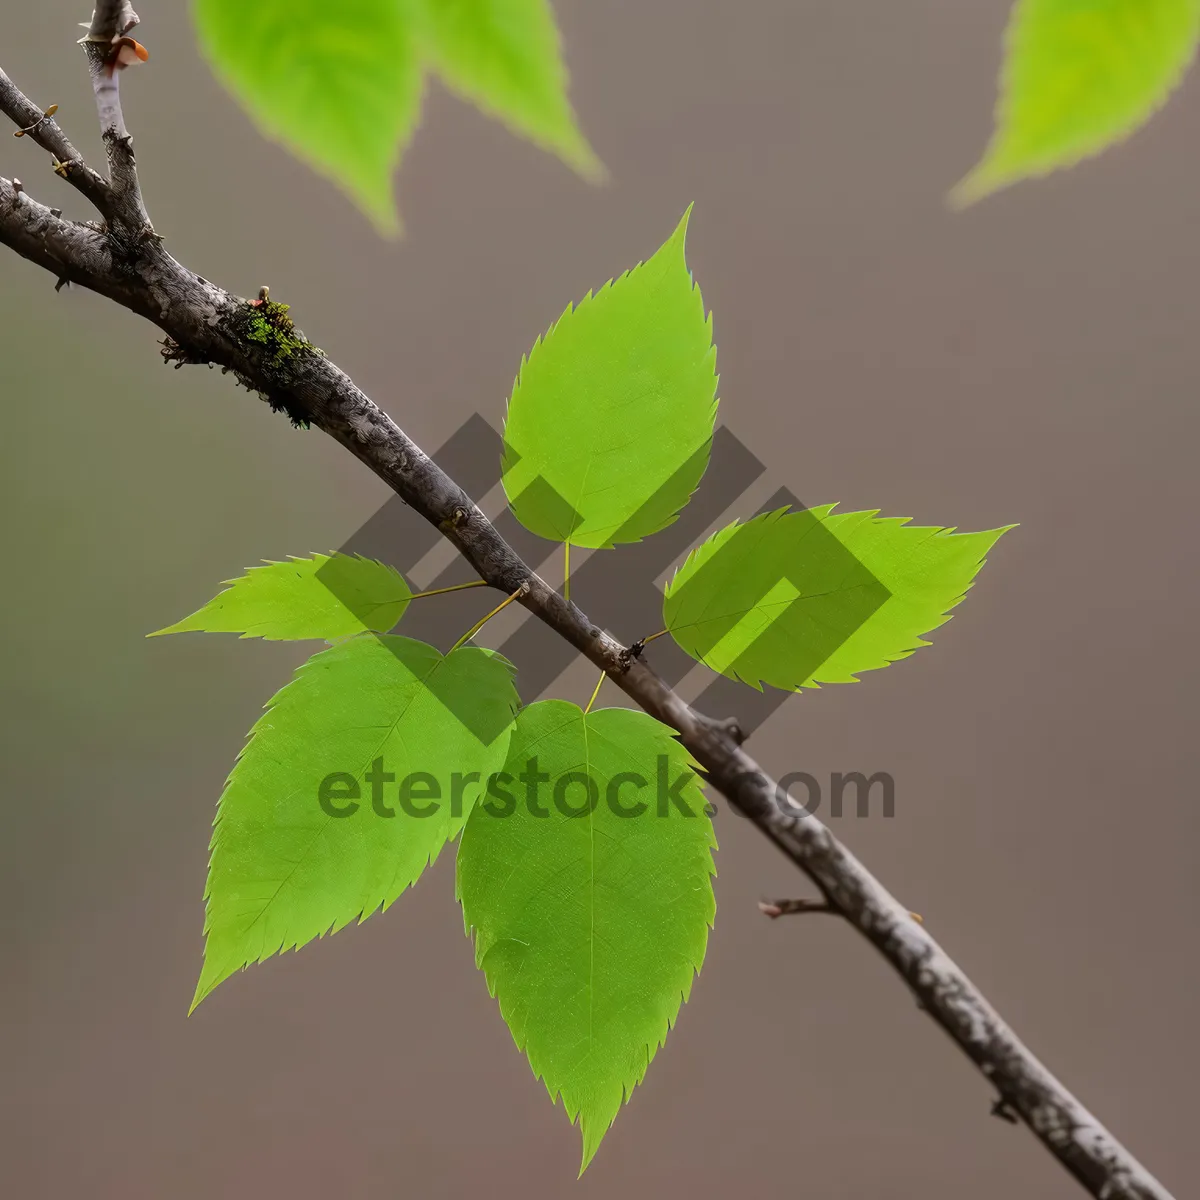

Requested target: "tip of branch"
[{"left": 82, "top": 3, "right": 140, "bottom": 43}]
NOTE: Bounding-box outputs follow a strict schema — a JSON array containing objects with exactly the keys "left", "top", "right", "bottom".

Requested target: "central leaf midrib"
[{"left": 581, "top": 709, "right": 596, "bottom": 1050}]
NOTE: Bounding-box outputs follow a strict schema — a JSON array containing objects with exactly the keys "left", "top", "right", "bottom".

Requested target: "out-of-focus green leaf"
[
  {"left": 954, "top": 0, "right": 1200, "bottom": 204},
  {"left": 419, "top": 0, "right": 602, "bottom": 178},
  {"left": 192, "top": 0, "right": 424, "bottom": 234}
]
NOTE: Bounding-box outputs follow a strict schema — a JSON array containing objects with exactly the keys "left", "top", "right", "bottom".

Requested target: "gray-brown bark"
[{"left": 0, "top": 18, "right": 1176, "bottom": 1200}]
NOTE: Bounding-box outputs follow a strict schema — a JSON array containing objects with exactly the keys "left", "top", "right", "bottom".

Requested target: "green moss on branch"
[{"left": 232, "top": 291, "right": 323, "bottom": 427}]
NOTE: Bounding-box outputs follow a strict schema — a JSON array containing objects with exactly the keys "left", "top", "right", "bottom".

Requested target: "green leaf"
[
  {"left": 501, "top": 208, "right": 719, "bottom": 549},
  {"left": 150, "top": 554, "right": 412, "bottom": 641},
  {"left": 663, "top": 506, "right": 1013, "bottom": 691},
  {"left": 457, "top": 700, "right": 716, "bottom": 1172},
  {"left": 193, "top": 635, "right": 518, "bottom": 1010},
  {"left": 418, "top": 0, "right": 602, "bottom": 179},
  {"left": 954, "top": 0, "right": 1200, "bottom": 204},
  {"left": 192, "top": 0, "right": 424, "bottom": 234}
]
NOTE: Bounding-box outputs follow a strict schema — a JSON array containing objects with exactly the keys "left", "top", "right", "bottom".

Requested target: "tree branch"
[
  {"left": 87, "top": 1, "right": 140, "bottom": 39},
  {"left": 77, "top": 2, "right": 148, "bottom": 228},
  {"left": 0, "top": 26, "right": 1176, "bottom": 1200},
  {"left": 0, "top": 175, "right": 115, "bottom": 286},
  {"left": 0, "top": 68, "right": 112, "bottom": 214}
]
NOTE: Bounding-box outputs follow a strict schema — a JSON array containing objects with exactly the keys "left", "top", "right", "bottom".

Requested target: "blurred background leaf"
[
  {"left": 193, "top": 0, "right": 425, "bottom": 235},
  {"left": 419, "top": 0, "right": 603, "bottom": 180},
  {"left": 191, "top": 0, "right": 600, "bottom": 233},
  {"left": 954, "top": 0, "right": 1200, "bottom": 204}
]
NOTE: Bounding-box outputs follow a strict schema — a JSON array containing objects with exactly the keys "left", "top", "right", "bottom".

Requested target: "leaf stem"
[
  {"left": 563, "top": 540, "right": 571, "bottom": 603},
  {"left": 584, "top": 670, "right": 606, "bottom": 714},
  {"left": 449, "top": 585, "right": 528, "bottom": 653},
  {"left": 641, "top": 629, "right": 669, "bottom": 645},
  {"left": 410, "top": 579, "right": 489, "bottom": 600}
]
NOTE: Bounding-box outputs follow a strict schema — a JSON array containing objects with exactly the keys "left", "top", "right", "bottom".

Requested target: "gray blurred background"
[{"left": 1, "top": 2, "right": 1196, "bottom": 1196}]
